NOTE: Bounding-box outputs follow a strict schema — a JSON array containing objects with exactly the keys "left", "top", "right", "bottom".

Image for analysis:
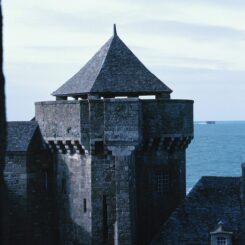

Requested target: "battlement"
[{"left": 35, "top": 98, "right": 193, "bottom": 155}]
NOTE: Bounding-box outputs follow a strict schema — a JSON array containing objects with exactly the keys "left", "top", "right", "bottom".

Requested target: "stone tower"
[{"left": 35, "top": 26, "right": 193, "bottom": 245}]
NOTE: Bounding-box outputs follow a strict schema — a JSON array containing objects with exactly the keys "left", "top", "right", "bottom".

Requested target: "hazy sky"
[{"left": 3, "top": 0, "right": 245, "bottom": 121}]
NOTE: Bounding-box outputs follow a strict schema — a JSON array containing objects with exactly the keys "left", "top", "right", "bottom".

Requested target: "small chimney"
[{"left": 241, "top": 163, "right": 245, "bottom": 205}]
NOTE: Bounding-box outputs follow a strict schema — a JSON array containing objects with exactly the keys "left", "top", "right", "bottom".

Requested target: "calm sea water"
[{"left": 186, "top": 121, "right": 245, "bottom": 191}]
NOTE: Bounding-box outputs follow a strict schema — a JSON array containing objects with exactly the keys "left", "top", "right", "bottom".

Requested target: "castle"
[
  {"left": 6, "top": 26, "right": 244, "bottom": 245},
  {"left": 4, "top": 25, "right": 193, "bottom": 244}
]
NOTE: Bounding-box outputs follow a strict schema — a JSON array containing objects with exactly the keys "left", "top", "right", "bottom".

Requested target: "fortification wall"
[
  {"left": 35, "top": 101, "right": 83, "bottom": 138},
  {"left": 142, "top": 99, "right": 193, "bottom": 138},
  {"left": 55, "top": 153, "right": 92, "bottom": 245},
  {"left": 4, "top": 153, "right": 29, "bottom": 244},
  {"left": 35, "top": 100, "right": 90, "bottom": 151},
  {"left": 4, "top": 151, "right": 55, "bottom": 245},
  {"left": 103, "top": 98, "right": 141, "bottom": 144},
  {"left": 34, "top": 97, "right": 193, "bottom": 245},
  {"left": 134, "top": 99, "right": 193, "bottom": 245},
  {"left": 89, "top": 99, "right": 140, "bottom": 244},
  {"left": 135, "top": 149, "right": 186, "bottom": 244}
]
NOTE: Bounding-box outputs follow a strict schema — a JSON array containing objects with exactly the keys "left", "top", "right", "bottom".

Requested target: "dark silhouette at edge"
[{"left": 0, "top": 2, "right": 9, "bottom": 244}]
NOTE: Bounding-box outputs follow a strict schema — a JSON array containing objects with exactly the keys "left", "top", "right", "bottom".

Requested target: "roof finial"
[
  {"left": 113, "top": 24, "right": 117, "bottom": 36},
  {"left": 218, "top": 220, "right": 224, "bottom": 227}
]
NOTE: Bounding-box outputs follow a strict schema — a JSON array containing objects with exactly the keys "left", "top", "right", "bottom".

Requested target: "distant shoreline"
[{"left": 195, "top": 120, "right": 245, "bottom": 124}]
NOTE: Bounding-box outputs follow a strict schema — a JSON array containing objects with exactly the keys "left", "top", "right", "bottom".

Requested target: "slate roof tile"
[
  {"left": 151, "top": 176, "right": 245, "bottom": 245},
  {"left": 6, "top": 121, "right": 38, "bottom": 152},
  {"left": 52, "top": 27, "right": 172, "bottom": 97}
]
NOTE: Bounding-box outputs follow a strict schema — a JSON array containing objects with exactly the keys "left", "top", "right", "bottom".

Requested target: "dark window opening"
[
  {"left": 61, "top": 178, "right": 66, "bottom": 194},
  {"left": 103, "top": 195, "right": 108, "bottom": 243},
  {"left": 84, "top": 199, "right": 87, "bottom": 213},
  {"left": 95, "top": 141, "right": 104, "bottom": 155},
  {"left": 155, "top": 171, "right": 169, "bottom": 194},
  {"left": 44, "top": 172, "right": 48, "bottom": 191},
  {"left": 44, "top": 170, "right": 53, "bottom": 193}
]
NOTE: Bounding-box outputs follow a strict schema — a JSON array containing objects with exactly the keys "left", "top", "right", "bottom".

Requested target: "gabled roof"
[
  {"left": 6, "top": 121, "right": 38, "bottom": 152},
  {"left": 52, "top": 25, "right": 172, "bottom": 97},
  {"left": 210, "top": 221, "right": 233, "bottom": 235},
  {"left": 151, "top": 176, "right": 245, "bottom": 245}
]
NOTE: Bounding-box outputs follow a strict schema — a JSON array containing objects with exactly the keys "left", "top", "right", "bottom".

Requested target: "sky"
[{"left": 3, "top": 0, "right": 245, "bottom": 121}]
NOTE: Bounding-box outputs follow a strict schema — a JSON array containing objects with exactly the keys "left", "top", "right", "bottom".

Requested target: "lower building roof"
[
  {"left": 151, "top": 176, "right": 245, "bottom": 245},
  {"left": 6, "top": 121, "right": 38, "bottom": 152}
]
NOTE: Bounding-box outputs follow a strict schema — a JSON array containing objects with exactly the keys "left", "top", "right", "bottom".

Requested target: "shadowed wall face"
[
  {"left": 4, "top": 125, "right": 56, "bottom": 245},
  {"left": 55, "top": 153, "right": 92, "bottom": 245},
  {"left": 135, "top": 100, "right": 192, "bottom": 244}
]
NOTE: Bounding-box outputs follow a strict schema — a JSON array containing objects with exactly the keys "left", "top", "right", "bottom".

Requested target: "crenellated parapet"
[
  {"left": 35, "top": 98, "right": 193, "bottom": 154},
  {"left": 45, "top": 134, "right": 193, "bottom": 156}
]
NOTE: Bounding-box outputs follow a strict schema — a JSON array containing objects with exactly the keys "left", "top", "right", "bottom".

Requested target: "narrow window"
[
  {"left": 103, "top": 195, "right": 108, "bottom": 242},
  {"left": 44, "top": 172, "right": 48, "bottom": 191},
  {"left": 217, "top": 237, "right": 227, "bottom": 245},
  {"left": 155, "top": 171, "right": 169, "bottom": 194},
  {"left": 95, "top": 141, "right": 104, "bottom": 155},
  {"left": 61, "top": 178, "right": 66, "bottom": 194},
  {"left": 84, "top": 199, "right": 87, "bottom": 213}
]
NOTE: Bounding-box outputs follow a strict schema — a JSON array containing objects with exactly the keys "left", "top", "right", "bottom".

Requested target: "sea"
[{"left": 186, "top": 121, "right": 245, "bottom": 192}]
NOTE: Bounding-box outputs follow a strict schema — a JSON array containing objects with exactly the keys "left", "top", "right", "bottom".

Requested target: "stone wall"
[
  {"left": 89, "top": 99, "right": 139, "bottom": 244},
  {"left": 35, "top": 98, "right": 192, "bottom": 149},
  {"left": 4, "top": 153, "right": 29, "bottom": 244},
  {"left": 91, "top": 154, "right": 116, "bottom": 244},
  {"left": 55, "top": 153, "right": 92, "bottom": 245},
  {"left": 133, "top": 99, "right": 192, "bottom": 244},
  {"left": 135, "top": 149, "right": 186, "bottom": 244},
  {"left": 35, "top": 100, "right": 90, "bottom": 151},
  {"left": 35, "top": 101, "right": 82, "bottom": 139},
  {"left": 4, "top": 151, "right": 56, "bottom": 245},
  {"left": 103, "top": 98, "right": 141, "bottom": 144},
  {"left": 142, "top": 99, "right": 193, "bottom": 137}
]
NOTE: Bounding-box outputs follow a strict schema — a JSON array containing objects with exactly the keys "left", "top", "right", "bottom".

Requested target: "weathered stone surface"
[
  {"left": 104, "top": 99, "right": 141, "bottom": 144},
  {"left": 142, "top": 100, "right": 193, "bottom": 137},
  {"left": 56, "top": 153, "right": 92, "bottom": 245},
  {"left": 4, "top": 124, "right": 56, "bottom": 245},
  {"left": 34, "top": 97, "right": 193, "bottom": 245}
]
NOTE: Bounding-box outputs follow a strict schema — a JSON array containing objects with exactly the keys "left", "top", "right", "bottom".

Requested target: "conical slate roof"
[{"left": 52, "top": 26, "right": 172, "bottom": 97}]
